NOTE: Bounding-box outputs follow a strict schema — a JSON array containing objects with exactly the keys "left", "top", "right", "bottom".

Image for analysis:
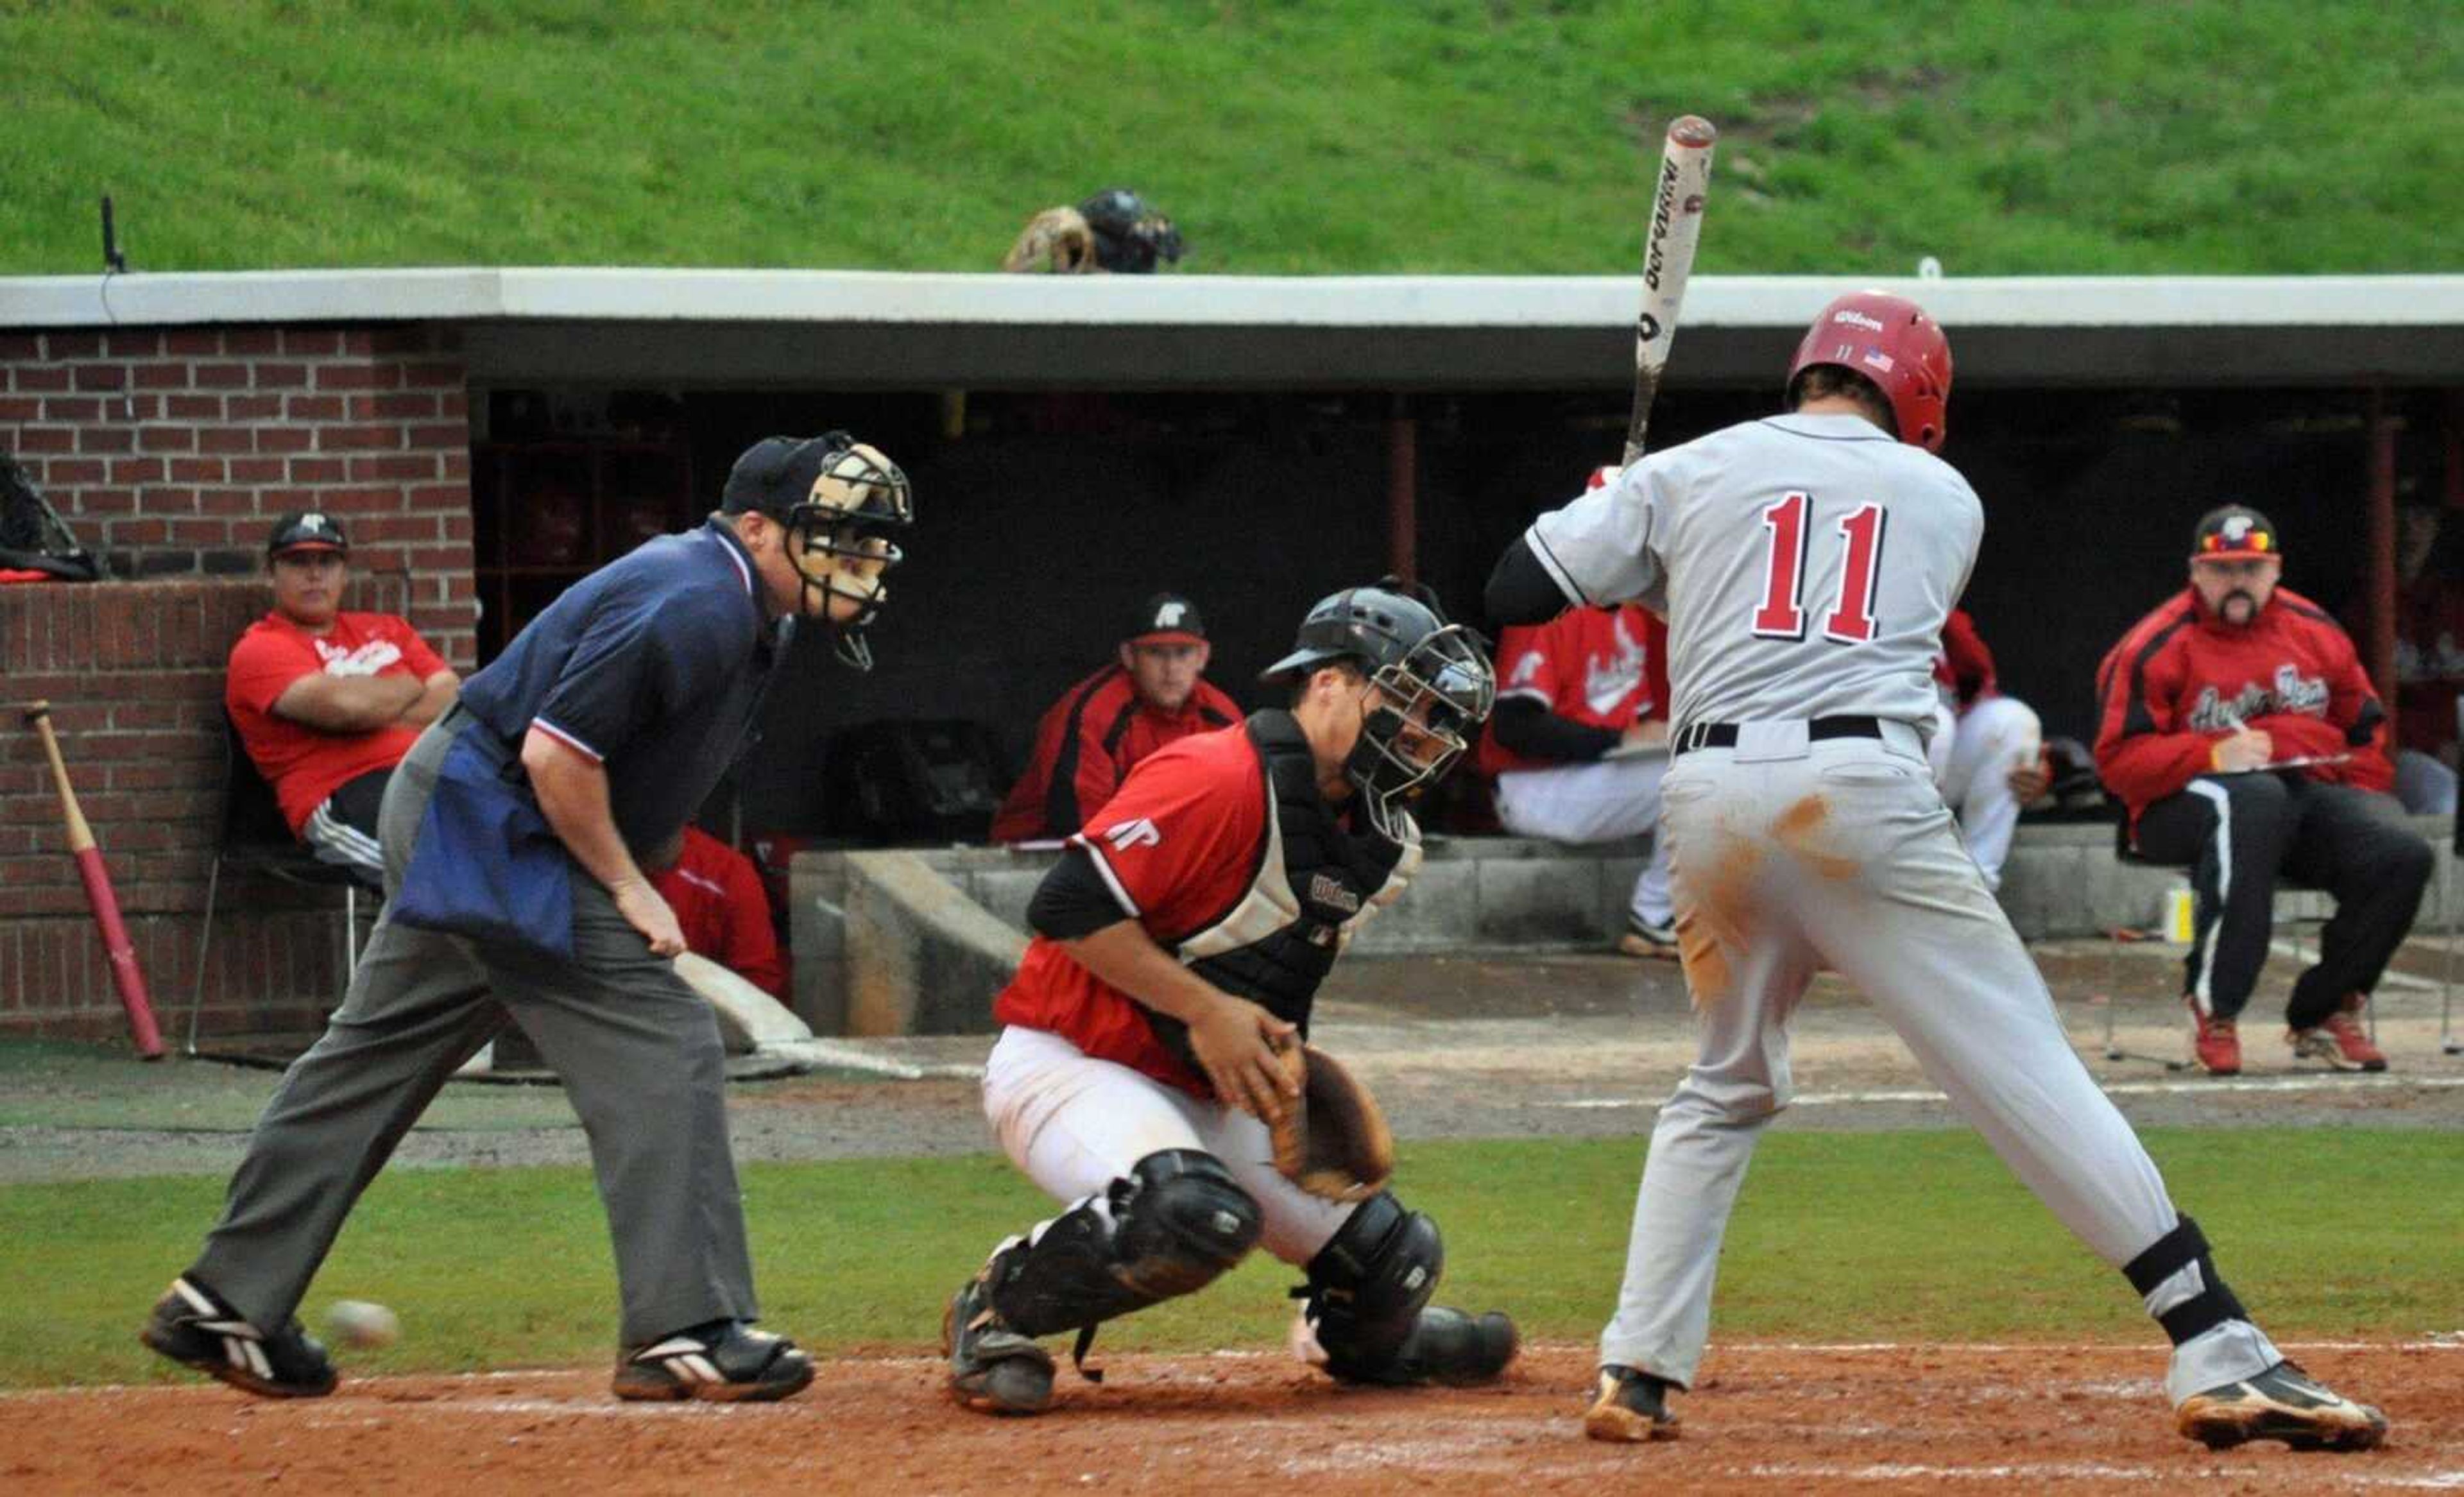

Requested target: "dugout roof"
[{"left": 4, "top": 270, "right": 2461, "bottom": 389}]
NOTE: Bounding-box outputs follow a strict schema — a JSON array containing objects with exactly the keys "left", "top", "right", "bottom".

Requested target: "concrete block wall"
[{"left": 791, "top": 820, "right": 2462, "bottom": 1036}]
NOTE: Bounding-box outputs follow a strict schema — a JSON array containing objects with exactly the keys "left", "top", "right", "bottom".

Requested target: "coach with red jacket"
[
  {"left": 991, "top": 592, "right": 1243, "bottom": 842},
  {"left": 2094, "top": 505, "right": 2430, "bottom": 1077}
]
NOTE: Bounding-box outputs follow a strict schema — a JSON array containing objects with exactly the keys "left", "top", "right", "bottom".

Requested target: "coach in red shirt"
[
  {"left": 224, "top": 512, "right": 459, "bottom": 883},
  {"left": 989, "top": 592, "right": 1243, "bottom": 842},
  {"left": 2095, "top": 505, "right": 2429, "bottom": 1077}
]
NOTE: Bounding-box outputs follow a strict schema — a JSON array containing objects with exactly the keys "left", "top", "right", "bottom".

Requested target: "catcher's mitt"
[
  {"left": 1001, "top": 207, "right": 1098, "bottom": 274},
  {"left": 1269, "top": 1043, "right": 1395, "bottom": 1202}
]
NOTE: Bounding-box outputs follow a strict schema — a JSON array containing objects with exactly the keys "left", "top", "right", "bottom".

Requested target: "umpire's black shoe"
[
  {"left": 943, "top": 1274, "right": 1054, "bottom": 1416},
  {"left": 140, "top": 1276, "right": 338, "bottom": 1399},
  {"left": 613, "top": 1319, "right": 814, "bottom": 1403},
  {"left": 1585, "top": 1364, "right": 1681, "bottom": 1442},
  {"left": 2177, "top": 1360, "right": 2388, "bottom": 1450}
]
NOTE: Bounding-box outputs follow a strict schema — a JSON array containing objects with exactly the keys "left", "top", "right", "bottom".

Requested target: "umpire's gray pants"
[{"left": 190, "top": 712, "right": 757, "bottom": 1347}]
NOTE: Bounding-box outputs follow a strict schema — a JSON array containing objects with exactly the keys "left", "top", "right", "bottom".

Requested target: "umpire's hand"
[{"left": 611, "top": 878, "right": 688, "bottom": 957}]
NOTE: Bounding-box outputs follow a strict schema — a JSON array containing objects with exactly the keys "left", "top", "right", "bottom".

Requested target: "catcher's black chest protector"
[{"left": 1167, "top": 711, "right": 1415, "bottom": 1039}]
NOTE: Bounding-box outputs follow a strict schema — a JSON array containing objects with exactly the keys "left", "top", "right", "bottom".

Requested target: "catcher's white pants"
[
  {"left": 1493, "top": 753, "right": 1674, "bottom": 927},
  {"left": 1598, "top": 724, "right": 2282, "bottom": 1407},
  {"left": 1927, "top": 694, "right": 2041, "bottom": 892},
  {"left": 982, "top": 1025, "right": 1353, "bottom": 1265}
]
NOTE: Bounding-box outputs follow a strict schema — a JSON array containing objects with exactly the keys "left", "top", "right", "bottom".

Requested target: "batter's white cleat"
[{"left": 2175, "top": 1360, "right": 2388, "bottom": 1451}]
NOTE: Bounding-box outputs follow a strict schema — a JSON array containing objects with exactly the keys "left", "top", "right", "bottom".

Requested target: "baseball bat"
[
  {"left": 21, "top": 701, "right": 164, "bottom": 1059},
  {"left": 1623, "top": 114, "right": 1718, "bottom": 466}
]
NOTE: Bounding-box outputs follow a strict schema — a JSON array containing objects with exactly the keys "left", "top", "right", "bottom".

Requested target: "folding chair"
[{"left": 187, "top": 715, "right": 377, "bottom": 1054}]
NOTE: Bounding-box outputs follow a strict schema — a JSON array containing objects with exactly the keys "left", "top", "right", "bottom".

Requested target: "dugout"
[{"left": 3, "top": 269, "right": 2461, "bottom": 1040}]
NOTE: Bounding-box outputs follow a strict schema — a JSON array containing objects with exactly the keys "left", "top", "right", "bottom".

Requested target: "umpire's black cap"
[{"left": 721, "top": 434, "right": 845, "bottom": 517}]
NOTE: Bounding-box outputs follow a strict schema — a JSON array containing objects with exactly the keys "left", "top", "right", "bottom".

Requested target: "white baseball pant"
[
  {"left": 1599, "top": 723, "right": 2281, "bottom": 1407},
  {"left": 1493, "top": 753, "right": 1675, "bottom": 927},
  {"left": 981, "top": 1024, "right": 1354, "bottom": 1266},
  {"left": 1927, "top": 694, "right": 2041, "bottom": 891}
]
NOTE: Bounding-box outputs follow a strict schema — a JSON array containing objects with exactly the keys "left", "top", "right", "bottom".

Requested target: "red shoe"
[
  {"left": 2289, "top": 995, "right": 2388, "bottom": 1072},
  {"left": 2187, "top": 998, "right": 2241, "bottom": 1076}
]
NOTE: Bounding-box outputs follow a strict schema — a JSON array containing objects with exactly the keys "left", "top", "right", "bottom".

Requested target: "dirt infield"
[{"left": 9, "top": 1342, "right": 2455, "bottom": 1495}]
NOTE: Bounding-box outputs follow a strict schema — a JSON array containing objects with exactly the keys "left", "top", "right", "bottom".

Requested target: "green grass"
[
  {"left": 3, "top": 1130, "right": 2454, "bottom": 1390},
  {"left": 1, "top": 2, "right": 2458, "bottom": 275}
]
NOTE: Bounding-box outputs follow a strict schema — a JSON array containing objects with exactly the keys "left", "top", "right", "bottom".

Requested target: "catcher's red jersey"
[
  {"left": 993, "top": 726, "right": 1267, "bottom": 1096},
  {"left": 1475, "top": 603, "right": 1669, "bottom": 776},
  {"left": 2094, "top": 586, "right": 2392, "bottom": 827}
]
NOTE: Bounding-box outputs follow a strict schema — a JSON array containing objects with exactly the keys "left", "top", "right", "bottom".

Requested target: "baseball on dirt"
[{"left": 325, "top": 1299, "right": 400, "bottom": 1349}]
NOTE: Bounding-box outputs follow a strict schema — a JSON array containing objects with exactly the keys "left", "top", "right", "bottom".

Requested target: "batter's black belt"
[{"left": 1671, "top": 715, "right": 1884, "bottom": 757}]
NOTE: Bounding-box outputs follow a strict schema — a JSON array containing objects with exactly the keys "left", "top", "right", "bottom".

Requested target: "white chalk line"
[
  {"left": 1552, "top": 1073, "right": 2464, "bottom": 1110},
  {"left": 18, "top": 1337, "right": 2459, "bottom": 1406}
]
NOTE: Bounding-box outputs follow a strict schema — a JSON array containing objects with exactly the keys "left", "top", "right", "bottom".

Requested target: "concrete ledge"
[
  {"left": 789, "top": 816, "right": 2460, "bottom": 1036},
  {"left": 791, "top": 850, "right": 1029, "bottom": 1038}
]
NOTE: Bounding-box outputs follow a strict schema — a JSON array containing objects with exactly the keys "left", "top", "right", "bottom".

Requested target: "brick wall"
[
  {"left": 0, "top": 323, "right": 477, "bottom": 665},
  {"left": 0, "top": 321, "right": 476, "bottom": 1044}
]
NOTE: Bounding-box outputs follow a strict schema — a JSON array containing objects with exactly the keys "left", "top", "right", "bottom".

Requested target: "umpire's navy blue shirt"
[{"left": 459, "top": 519, "right": 777, "bottom": 854}]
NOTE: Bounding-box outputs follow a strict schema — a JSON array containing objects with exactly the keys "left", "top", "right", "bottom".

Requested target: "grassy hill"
[{"left": 3, "top": 1, "right": 2460, "bottom": 277}]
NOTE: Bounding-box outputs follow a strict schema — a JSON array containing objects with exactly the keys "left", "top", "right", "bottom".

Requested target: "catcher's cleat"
[
  {"left": 140, "top": 1276, "right": 338, "bottom": 1399},
  {"left": 1616, "top": 918, "right": 1679, "bottom": 961},
  {"left": 943, "top": 1274, "right": 1054, "bottom": 1416},
  {"left": 2288, "top": 998, "right": 2387, "bottom": 1073},
  {"left": 2176, "top": 1360, "right": 2388, "bottom": 1451},
  {"left": 1584, "top": 1364, "right": 1680, "bottom": 1442},
  {"left": 1319, "top": 1306, "right": 1520, "bottom": 1387},
  {"left": 2186, "top": 997, "right": 2241, "bottom": 1077},
  {"left": 612, "top": 1319, "right": 813, "bottom": 1403}
]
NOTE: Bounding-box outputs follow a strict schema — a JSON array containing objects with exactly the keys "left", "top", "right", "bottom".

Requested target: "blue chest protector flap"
[{"left": 390, "top": 728, "right": 575, "bottom": 960}]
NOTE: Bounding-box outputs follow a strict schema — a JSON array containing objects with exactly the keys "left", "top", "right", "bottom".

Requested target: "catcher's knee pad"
[
  {"left": 1294, "top": 1190, "right": 1443, "bottom": 1381},
  {"left": 988, "top": 1149, "right": 1260, "bottom": 1339},
  {"left": 2123, "top": 1214, "right": 2248, "bottom": 1346}
]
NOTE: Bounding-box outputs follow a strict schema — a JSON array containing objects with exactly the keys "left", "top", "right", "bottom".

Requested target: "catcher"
[{"left": 945, "top": 581, "right": 1519, "bottom": 1416}]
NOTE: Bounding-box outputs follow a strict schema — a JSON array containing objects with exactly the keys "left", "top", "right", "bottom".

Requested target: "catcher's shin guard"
[
  {"left": 1290, "top": 1192, "right": 1517, "bottom": 1386},
  {"left": 984, "top": 1150, "right": 1262, "bottom": 1369}
]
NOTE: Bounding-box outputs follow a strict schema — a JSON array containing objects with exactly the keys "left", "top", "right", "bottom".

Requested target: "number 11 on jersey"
[{"left": 1750, "top": 493, "right": 1887, "bottom": 644}]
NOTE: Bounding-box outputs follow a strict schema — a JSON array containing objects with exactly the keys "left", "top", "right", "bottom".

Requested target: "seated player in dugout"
[
  {"left": 648, "top": 823, "right": 787, "bottom": 1000},
  {"left": 943, "top": 581, "right": 1519, "bottom": 1416},
  {"left": 2096, "top": 504, "right": 2433, "bottom": 1078},
  {"left": 1476, "top": 581, "right": 1680, "bottom": 957},
  {"left": 1927, "top": 606, "right": 2051, "bottom": 893},
  {"left": 991, "top": 592, "right": 1243, "bottom": 843},
  {"left": 225, "top": 511, "right": 461, "bottom": 885}
]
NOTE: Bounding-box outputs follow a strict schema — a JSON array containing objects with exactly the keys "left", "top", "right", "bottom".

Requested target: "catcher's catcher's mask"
[
  {"left": 721, "top": 432, "right": 913, "bottom": 671},
  {"left": 1262, "top": 580, "right": 1496, "bottom": 839}
]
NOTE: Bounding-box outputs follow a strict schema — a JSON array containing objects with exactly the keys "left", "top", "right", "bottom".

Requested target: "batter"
[{"left": 1484, "top": 291, "right": 2387, "bottom": 1452}]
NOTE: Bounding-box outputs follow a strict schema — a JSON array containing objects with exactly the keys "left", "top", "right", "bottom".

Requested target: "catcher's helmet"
[
  {"left": 1077, "top": 188, "right": 1185, "bottom": 273},
  {"left": 1786, "top": 291, "right": 1953, "bottom": 452},
  {"left": 1262, "top": 579, "right": 1496, "bottom": 839},
  {"left": 722, "top": 433, "right": 913, "bottom": 671}
]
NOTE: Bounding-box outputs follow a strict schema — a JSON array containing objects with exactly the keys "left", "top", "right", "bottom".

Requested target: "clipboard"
[{"left": 2214, "top": 752, "right": 2352, "bottom": 774}]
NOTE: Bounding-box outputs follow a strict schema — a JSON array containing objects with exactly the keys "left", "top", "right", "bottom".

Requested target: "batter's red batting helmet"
[{"left": 1786, "top": 291, "right": 1953, "bottom": 453}]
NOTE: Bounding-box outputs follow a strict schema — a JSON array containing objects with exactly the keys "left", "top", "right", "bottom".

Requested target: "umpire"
[{"left": 143, "top": 434, "right": 913, "bottom": 1402}]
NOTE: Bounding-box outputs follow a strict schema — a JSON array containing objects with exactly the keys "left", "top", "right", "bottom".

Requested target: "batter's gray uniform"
[{"left": 1525, "top": 411, "right": 2283, "bottom": 1406}]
